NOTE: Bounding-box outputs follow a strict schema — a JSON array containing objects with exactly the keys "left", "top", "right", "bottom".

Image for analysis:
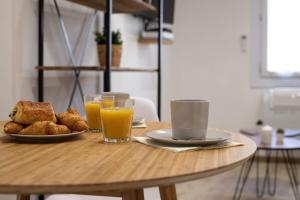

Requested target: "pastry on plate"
[
  {"left": 19, "top": 121, "right": 70, "bottom": 135},
  {"left": 3, "top": 121, "right": 24, "bottom": 134},
  {"left": 9, "top": 101, "right": 57, "bottom": 125},
  {"left": 57, "top": 108, "right": 88, "bottom": 132}
]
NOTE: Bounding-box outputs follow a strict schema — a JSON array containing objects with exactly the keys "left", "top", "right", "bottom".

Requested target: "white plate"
[
  {"left": 132, "top": 118, "right": 145, "bottom": 125},
  {"left": 3, "top": 131, "right": 86, "bottom": 143},
  {"left": 145, "top": 129, "right": 232, "bottom": 145}
]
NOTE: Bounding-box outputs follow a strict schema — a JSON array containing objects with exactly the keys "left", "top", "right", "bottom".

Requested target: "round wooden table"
[{"left": 0, "top": 121, "right": 256, "bottom": 200}]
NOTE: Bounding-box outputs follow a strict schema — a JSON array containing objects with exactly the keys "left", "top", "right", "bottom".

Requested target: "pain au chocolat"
[
  {"left": 3, "top": 121, "right": 24, "bottom": 134},
  {"left": 56, "top": 108, "right": 88, "bottom": 132},
  {"left": 9, "top": 101, "right": 57, "bottom": 125},
  {"left": 19, "top": 121, "right": 70, "bottom": 135}
]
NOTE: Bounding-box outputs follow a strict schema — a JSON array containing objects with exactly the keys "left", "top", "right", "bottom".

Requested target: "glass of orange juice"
[
  {"left": 101, "top": 99, "right": 134, "bottom": 143},
  {"left": 84, "top": 95, "right": 114, "bottom": 132}
]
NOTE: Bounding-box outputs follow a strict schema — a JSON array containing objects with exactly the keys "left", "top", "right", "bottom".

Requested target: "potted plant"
[{"left": 95, "top": 29, "right": 123, "bottom": 68}]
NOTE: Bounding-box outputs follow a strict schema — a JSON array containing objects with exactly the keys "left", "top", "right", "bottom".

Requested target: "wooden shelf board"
[
  {"left": 66, "top": 0, "right": 156, "bottom": 13},
  {"left": 36, "top": 66, "right": 158, "bottom": 73},
  {"left": 139, "top": 37, "right": 174, "bottom": 45}
]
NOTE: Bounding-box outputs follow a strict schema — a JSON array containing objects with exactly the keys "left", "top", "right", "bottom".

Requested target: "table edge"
[
  {"left": 0, "top": 143, "right": 256, "bottom": 194},
  {"left": 0, "top": 122, "right": 257, "bottom": 194}
]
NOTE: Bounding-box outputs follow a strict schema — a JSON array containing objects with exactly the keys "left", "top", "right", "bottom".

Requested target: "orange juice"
[
  {"left": 85, "top": 100, "right": 114, "bottom": 130},
  {"left": 101, "top": 107, "right": 134, "bottom": 141},
  {"left": 85, "top": 102, "right": 102, "bottom": 130},
  {"left": 102, "top": 99, "right": 114, "bottom": 108}
]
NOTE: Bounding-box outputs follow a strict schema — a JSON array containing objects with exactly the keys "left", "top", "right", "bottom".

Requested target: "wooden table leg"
[
  {"left": 159, "top": 185, "right": 177, "bottom": 200},
  {"left": 122, "top": 189, "right": 144, "bottom": 200},
  {"left": 17, "top": 194, "right": 30, "bottom": 200}
]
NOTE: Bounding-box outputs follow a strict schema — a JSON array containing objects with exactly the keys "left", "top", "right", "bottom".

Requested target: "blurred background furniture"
[
  {"left": 133, "top": 96, "right": 159, "bottom": 122},
  {"left": 233, "top": 133, "right": 300, "bottom": 200}
]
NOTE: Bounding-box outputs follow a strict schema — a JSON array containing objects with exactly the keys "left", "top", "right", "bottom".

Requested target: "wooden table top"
[{"left": 0, "top": 121, "right": 256, "bottom": 194}]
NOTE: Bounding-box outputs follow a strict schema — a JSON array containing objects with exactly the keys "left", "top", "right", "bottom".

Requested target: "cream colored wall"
[
  {"left": 168, "top": 0, "right": 264, "bottom": 131},
  {"left": 0, "top": 0, "right": 14, "bottom": 120}
]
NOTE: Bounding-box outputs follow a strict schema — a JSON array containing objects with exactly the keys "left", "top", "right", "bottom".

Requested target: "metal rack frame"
[{"left": 37, "top": 0, "right": 163, "bottom": 119}]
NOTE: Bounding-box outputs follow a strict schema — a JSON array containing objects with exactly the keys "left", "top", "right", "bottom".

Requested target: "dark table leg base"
[
  {"left": 234, "top": 149, "right": 299, "bottom": 200},
  {"left": 233, "top": 153, "right": 256, "bottom": 200},
  {"left": 256, "top": 150, "right": 278, "bottom": 198},
  {"left": 17, "top": 195, "right": 30, "bottom": 200},
  {"left": 159, "top": 185, "right": 177, "bottom": 200},
  {"left": 122, "top": 189, "right": 144, "bottom": 200},
  {"left": 282, "top": 150, "right": 299, "bottom": 200}
]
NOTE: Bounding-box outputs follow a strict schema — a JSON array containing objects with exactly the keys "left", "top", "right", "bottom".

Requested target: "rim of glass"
[
  {"left": 84, "top": 95, "right": 114, "bottom": 102},
  {"left": 114, "top": 98, "right": 134, "bottom": 102},
  {"left": 102, "top": 98, "right": 134, "bottom": 108},
  {"left": 171, "top": 99, "right": 209, "bottom": 103},
  {"left": 101, "top": 92, "right": 129, "bottom": 95}
]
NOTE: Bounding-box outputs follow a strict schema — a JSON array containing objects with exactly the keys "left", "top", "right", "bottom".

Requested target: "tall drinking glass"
[
  {"left": 101, "top": 99, "right": 134, "bottom": 143},
  {"left": 84, "top": 95, "right": 114, "bottom": 132}
]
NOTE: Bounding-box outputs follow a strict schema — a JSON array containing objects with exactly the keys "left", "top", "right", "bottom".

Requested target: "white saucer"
[
  {"left": 132, "top": 118, "right": 145, "bottom": 126},
  {"left": 145, "top": 129, "right": 232, "bottom": 145},
  {"left": 3, "top": 131, "right": 86, "bottom": 143}
]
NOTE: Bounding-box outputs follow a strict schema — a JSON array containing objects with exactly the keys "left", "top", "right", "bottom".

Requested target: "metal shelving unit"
[
  {"left": 139, "top": 37, "right": 173, "bottom": 45},
  {"left": 37, "top": 0, "right": 163, "bottom": 118},
  {"left": 36, "top": 66, "right": 158, "bottom": 72}
]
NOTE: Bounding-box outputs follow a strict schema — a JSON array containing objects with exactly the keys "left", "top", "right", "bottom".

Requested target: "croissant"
[
  {"left": 57, "top": 108, "right": 88, "bottom": 131},
  {"left": 3, "top": 121, "right": 24, "bottom": 134},
  {"left": 19, "top": 121, "right": 71, "bottom": 135},
  {"left": 9, "top": 101, "right": 57, "bottom": 125}
]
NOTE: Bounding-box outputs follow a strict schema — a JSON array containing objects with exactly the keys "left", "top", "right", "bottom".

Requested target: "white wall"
[
  {"left": 168, "top": 0, "right": 264, "bottom": 131},
  {"left": 0, "top": 0, "right": 14, "bottom": 120},
  {"left": 168, "top": 0, "right": 300, "bottom": 131}
]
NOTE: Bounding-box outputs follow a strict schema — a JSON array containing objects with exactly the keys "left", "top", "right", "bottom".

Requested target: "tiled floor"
[{"left": 0, "top": 162, "right": 298, "bottom": 200}]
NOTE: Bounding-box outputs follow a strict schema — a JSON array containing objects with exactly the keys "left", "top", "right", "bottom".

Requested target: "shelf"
[
  {"left": 36, "top": 66, "right": 158, "bottom": 72},
  {"left": 139, "top": 38, "right": 174, "bottom": 45},
  {"left": 66, "top": 0, "right": 156, "bottom": 13}
]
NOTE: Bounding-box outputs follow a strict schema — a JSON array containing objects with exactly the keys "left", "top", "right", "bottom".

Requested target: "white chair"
[
  {"left": 47, "top": 97, "right": 159, "bottom": 200},
  {"left": 132, "top": 96, "right": 159, "bottom": 122}
]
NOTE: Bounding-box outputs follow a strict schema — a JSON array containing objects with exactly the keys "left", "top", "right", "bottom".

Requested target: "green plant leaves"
[{"left": 94, "top": 29, "right": 123, "bottom": 45}]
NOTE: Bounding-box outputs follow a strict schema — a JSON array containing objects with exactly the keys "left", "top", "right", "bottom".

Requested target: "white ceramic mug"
[{"left": 171, "top": 100, "right": 209, "bottom": 140}]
